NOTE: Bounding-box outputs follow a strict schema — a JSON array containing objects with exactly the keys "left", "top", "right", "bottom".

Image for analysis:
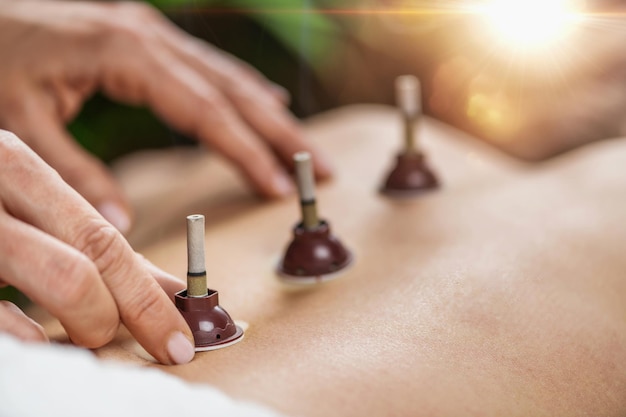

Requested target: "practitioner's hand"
[
  {"left": 0, "top": 0, "right": 332, "bottom": 232},
  {"left": 0, "top": 131, "right": 194, "bottom": 365}
]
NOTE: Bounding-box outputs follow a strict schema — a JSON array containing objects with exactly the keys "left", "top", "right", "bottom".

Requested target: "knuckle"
[
  {"left": 117, "top": 1, "right": 159, "bottom": 21},
  {"left": 73, "top": 219, "right": 129, "bottom": 278},
  {"left": 96, "top": 14, "right": 150, "bottom": 51},
  {"left": 113, "top": 23, "right": 147, "bottom": 47},
  {"left": 105, "top": 3, "right": 162, "bottom": 45},
  {"left": 193, "top": 94, "right": 233, "bottom": 135},
  {"left": 121, "top": 285, "right": 163, "bottom": 326}
]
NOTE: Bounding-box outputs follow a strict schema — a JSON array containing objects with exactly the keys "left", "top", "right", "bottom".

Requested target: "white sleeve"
[{"left": 0, "top": 334, "right": 287, "bottom": 417}]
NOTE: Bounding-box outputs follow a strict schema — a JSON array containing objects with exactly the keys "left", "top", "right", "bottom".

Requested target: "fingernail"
[
  {"left": 97, "top": 202, "right": 131, "bottom": 234},
  {"left": 167, "top": 331, "right": 195, "bottom": 365},
  {"left": 272, "top": 173, "right": 295, "bottom": 197}
]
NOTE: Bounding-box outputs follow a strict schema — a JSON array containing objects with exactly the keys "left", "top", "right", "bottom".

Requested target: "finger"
[
  {"left": 130, "top": 4, "right": 289, "bottom": 106},
  {"left": 0, "top": 211, "right": 119, "bottom": 348},
  {"left": 107, "top": 254, "right": 195, "bottom": 365},
  {"left": 227, "top": 92, "right": 334, "bottom": 178},
  {"left": 0, "top": 133, "right": 194, "bottom": 364},
  {"left": 0, "top": 300, "right": 49, "bottom": 343},
  {"left": 150, "top": 22, "right": 333, "bottom": 178},
  {"left": 139, "top": 255, "right": 185, "bottom": 302},
  {"left": 3, "top": 91, "right": 132, "bottom": 233},
  {"left": 268, "top": 83, "right": 291, "bottom": 106},
  {"left": 44, "top": 77, "right": 95, "bottom": 123},
  {"left": 100, "top": 41, "right": 295, "bottom": 198}
]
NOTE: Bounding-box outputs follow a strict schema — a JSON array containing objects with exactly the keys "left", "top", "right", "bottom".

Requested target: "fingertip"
[{"left": 166, "top": 331, "right": 195, "bottom": 365}]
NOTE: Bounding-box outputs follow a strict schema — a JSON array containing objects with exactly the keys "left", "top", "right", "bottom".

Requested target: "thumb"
[{"left": 8, "top": 98, "right": 133, "bottom": 234}]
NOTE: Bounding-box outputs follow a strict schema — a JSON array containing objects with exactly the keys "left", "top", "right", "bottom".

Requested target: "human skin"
[
  {"left": 0, "top": 0, "right": 332, "bottom": 232},
  {"left": 0, "top": 130, "right": 198, "bottom": 365},
  {"left": 72, "top": 106, "right": 626, "bottom": 416}
]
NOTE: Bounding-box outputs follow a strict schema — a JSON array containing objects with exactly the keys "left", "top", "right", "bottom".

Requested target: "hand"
[
  {"left": 0, "top": 131, "right": 195, "bottom": 365},
  {"left": 0, "top": 0, "right": 332, "bottom": 232}
]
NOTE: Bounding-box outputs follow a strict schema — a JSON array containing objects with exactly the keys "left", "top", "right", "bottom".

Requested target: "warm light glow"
[{"left": 481, "top": 0, "right": 584, "bottom": 49}]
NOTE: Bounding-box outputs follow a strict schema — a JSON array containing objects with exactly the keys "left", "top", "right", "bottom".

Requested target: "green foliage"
[
  {"left": 68, "top": 94, "right": 175, "bottom": 163},
  {"left": 69, "top": 0, "right": 349, "bottom": 161},
  {"left": 147, "top": 0, "right": 340, "bottom": 72}
]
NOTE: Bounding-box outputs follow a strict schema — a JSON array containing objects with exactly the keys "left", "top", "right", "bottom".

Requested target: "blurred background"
[
  {"left": 4, "top": 0, "right": 626, "bottom": 303},
  {"left": 71, "top": 0, "right": 626, "bottom": 162},
  {"left": 71, "top": 0, "right": 450, "bottom": 162}
]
